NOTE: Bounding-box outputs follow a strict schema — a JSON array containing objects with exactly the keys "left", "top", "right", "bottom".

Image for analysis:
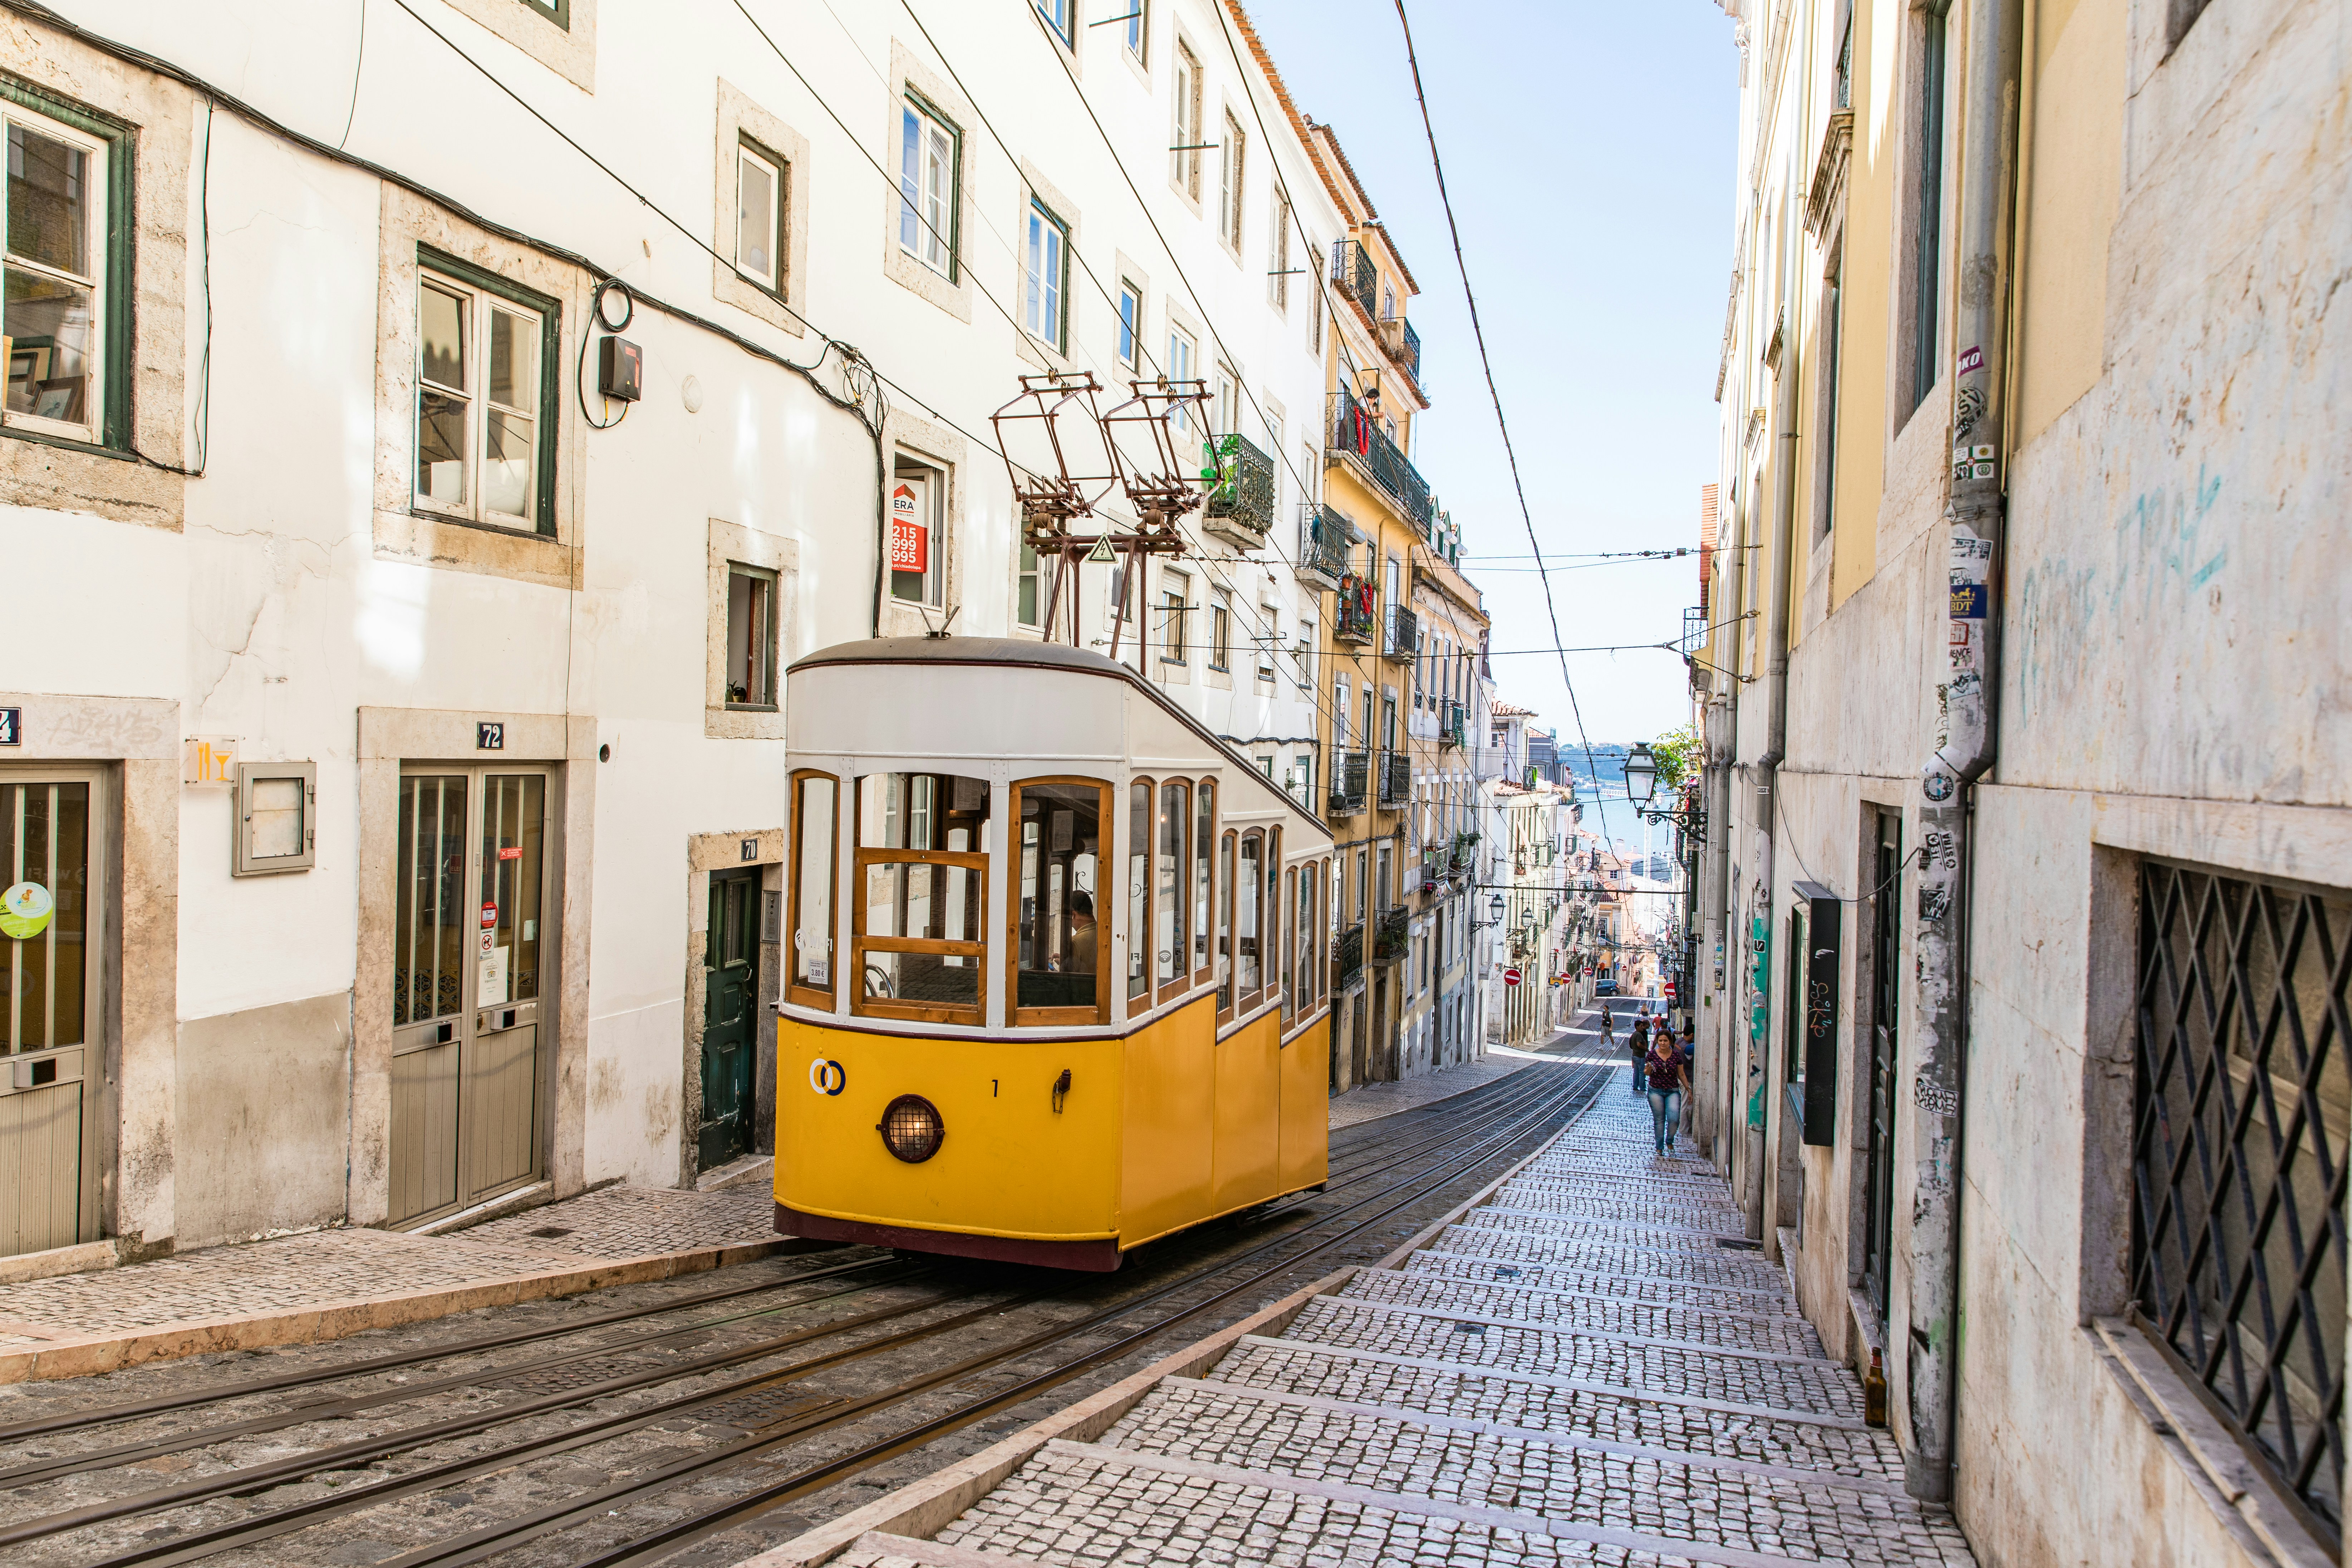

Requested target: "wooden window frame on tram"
[
  {"left": 1006, "top": 775, "right": 1114, "bottom": 1028},
  {"left": 786, "top": 768, "right": 840, "bottom": 1012},
  {"left": 1155, "top": 776, "right": 1193, "bottom": 1012},
  {"left": 850, "top": 844, "right": 988, "bottom": 1025},
  {"left": 1234, "top": 827, "right": 1265, "bottom": 1018},
  {"left": 1192, "top": 778, "right": 1217, "bottom": 994}
]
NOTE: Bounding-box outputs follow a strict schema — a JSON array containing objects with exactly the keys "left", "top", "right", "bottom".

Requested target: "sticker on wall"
[
  {"left": 0, "top": 882, "right": 53, "bottom": 940},
  {"left": 1956, "top": 344, "right": 1984, "bottom": 377},
  {"left": 481, "top": 902, "right": 499, "bottom": 929}
]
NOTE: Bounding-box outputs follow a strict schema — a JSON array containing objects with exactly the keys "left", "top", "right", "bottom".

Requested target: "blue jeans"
[{"left": 1646, "top": 1087, "right": 1683, "bottom": 1150}]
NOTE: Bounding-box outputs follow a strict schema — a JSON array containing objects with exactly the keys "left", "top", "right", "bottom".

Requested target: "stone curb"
[
  {"left": 0, "top": 1236, "right": 788, "bottom": 1386},
  {"left": 726, "top": 1268, "right": 1360, "bottom": 1568}
]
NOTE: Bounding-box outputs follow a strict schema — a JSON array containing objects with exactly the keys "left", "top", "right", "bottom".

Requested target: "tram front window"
[
  {"left": 854, "top": 772, "right": 990, "bottom": 1019},
  {"left": 1013, "top": 780, "right": 1108, "bottom": 1021}
]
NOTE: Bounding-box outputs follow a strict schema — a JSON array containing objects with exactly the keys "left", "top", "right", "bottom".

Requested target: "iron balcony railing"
[
  {"left": 1374, "top": 906, "right": 1410, "bottom": 962},
  {"left": 1298, "top": 505, "right": 1350, "bottom": 590},
  {"left": 1333, "top": 573, "right": 1377, "bottom": 644},
  {"left": 1201, "top": 432, "right": 1275, "bottom": 547},
  {"left": 1332, "top": 922, "right": 1366, "bottom": 993},
  {"left": 1383, "top": 603, "right": 1420, "bottom": 663},
  {"left": 1377, "top": 749, "right": 1411, "bottom": 807},
  {"left": 1328, "top": 385, "right": 1434, "bottom": 535},
  {"left": 1439, "top": 700, "right": 1466, "bottom": 748},
  {"left": 1327, "top": 749, "right": 1369, "bottom": 816},
  {"left": 1380, "top": 315, "right": 1425, "bottom": 390},
  {"left": 1681, "top": 605, "right": 1707, "bottom": 655},
  {"left": 1330, "top": 237, "right": 1377, "bottom": 318}
]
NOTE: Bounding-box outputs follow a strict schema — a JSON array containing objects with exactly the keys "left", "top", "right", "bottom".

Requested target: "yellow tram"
[{"left": 773, "top": 637, "right": 1334, "bottom": 1269}]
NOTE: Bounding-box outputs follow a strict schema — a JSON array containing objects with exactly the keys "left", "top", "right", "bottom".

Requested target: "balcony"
[
  {"left": 1439, "top": 700, "right": 1466, "bottom": 748},
  {"left": 1383, "top": 603, "right": 1420, "bottom": 663},
  {"left": 1681, "top": 604, "right": 1707, "bottom": 655},
  {"left": 1327, "top": 386, "right": 1434, "bottom": 535},
  {"left": 1380, "top": 315, "right": 1425, "bottom": 391},
  {"left": 1377, "top": 749, "right": 1411, "bottom": 807},
  {"left": 1374, "top": 906, "right": 1411, "bottom": 963},
  {"left": 1200, "top": 432, "right": 1275, "bottom": 550},
  {"left": 1327, "top": 749, "right": 1369, "bottom": 816},
  {"left": 1333, "top": 922, "right": 1366, "bottom": 994},
  {"left": 1333, "top": 574, "right": 1377, "bottom": 645},
  {"left": 1298, "top": 505, "right": 1350, "bottom": 592},
  {"left": 1330, "top": 238, "right": 1377, "bottom": 318}
]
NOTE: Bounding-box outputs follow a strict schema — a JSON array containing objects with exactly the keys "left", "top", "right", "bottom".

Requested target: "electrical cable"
[
  {"left": 337, "top": 0, "right": 365, "bottom": 151},
  {"left": 575, "top": 277, "right": 632, "bottom": 430},
  {"left": 1389, "top": 0, "right": 1617, "bottom": 851}
]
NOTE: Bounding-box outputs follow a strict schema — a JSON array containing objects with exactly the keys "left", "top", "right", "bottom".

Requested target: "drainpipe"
[
  {"left": 1744, "top": 315, "right": 1799, "bottom": 1241},
  {"left": 1907, "top": 0, "right": 2022, "bottom": 1506},
  {"left": 1704, "top": 692, "right": 1736, "bottom": 1174}
]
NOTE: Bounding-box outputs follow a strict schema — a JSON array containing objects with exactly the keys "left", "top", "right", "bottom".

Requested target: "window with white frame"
[
  {"left": 1023, "top": 198, "right": 1068, "bottom": 351},
  {"left": 1308, "top": 236, "right": 1324, "bottom": 352},
  {"left": 1256, "top": 603, "right": 1278, "bottom": 681},
  {"left": 1212, "top": 364, "right": 1237, "bottom": 434},
  {"left": 1171, "top": 42, "right": 1203, "bottom": 200},
  {"left": 1035, "top": 0, "right": 1074, "bottom": 48},
  {"left": 414, "top": 261, "right": 555, "bottom": 532},
  {"left": 1161, "top": 570, "right": 1189, "bottom": 663},
  {"left": 1208, "top": 592, "right": 1231, "bottom": 669},
  {"left": 1295, "top": 616, "right": 1314, "bottom": 687},
  {"left": 3, "top": 98, "right": 116, "bottom": 446},
  {"left": 898, "top": 93, "right": 958, "bottom": 278},
  {"left": 890, "top": 453, "right": 946, "bottom": 607},
  {"left": 1219, "top": 112, "right": 1246, "bottom": 248},
  {"left": 1168, "top": 324, "right": 1195, "bottom": 429},
  {"left": 735, "top": 138, "right": 786, "bottom": 293},
  {"left": 1270, "top": 193, "right": 1292, "bottom": 310},
  {"left": 1116, "top": 278, "right": 1141, "bottom": 369},
  {"left": 1016, "top": 541, "right": 1041, "bottom": 628},
  {"left": 1123, "top": 0, "right": 1146, "bottom": 62}
]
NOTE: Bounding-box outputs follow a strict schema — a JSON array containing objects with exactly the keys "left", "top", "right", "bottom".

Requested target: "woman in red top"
[{"left": 1645, "top": 1023, "right": 1692, "bottom": 1156}]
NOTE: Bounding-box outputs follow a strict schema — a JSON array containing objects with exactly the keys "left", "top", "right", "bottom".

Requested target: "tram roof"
[{"left": 788, "top": 636, "right": 1335, "bottom": 844}]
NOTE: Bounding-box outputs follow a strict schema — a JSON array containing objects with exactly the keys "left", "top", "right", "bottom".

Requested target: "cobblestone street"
[{"left": 777, "top": 1077, "right": 1974, "bottom": 1567}]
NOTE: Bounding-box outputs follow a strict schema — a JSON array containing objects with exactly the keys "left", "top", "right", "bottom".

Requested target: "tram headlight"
[{"left": 877, "top": 1094, "right": 946, "bottom": 1164}]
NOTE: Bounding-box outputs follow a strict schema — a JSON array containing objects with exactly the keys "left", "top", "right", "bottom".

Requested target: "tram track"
[{"left": 0, "top": 1053, "right": 1613, "bottom": 1568}]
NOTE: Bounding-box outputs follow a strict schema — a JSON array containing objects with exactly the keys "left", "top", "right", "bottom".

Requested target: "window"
[
  {"left": 1126, "top": 781, "right": 1151, "bottom": 1004},
  {"left": 1295, "top": 618, "right": 1314, "bottom": 688},
  {"left": 1208, "top": 593, "right": 1231, "bottom": 669},
  {"left": 1193, "top": 780, "right": 1215, "bottom": 983},
  {"left": 1236, "top": 830, "right": 1263, "bottom": 1005},
  {"left": 1216, "top": 830, "right": 1236, "bottom": 1017},
  {"left": 735, "top": 139, "right": 785, "bottom": 293},
  {"left": 3, "top": 99, "right": 118, "bottom": 447},
  {"left": 1219, "top": 113, "right": 1246, "bottom": 248},
  {"left": 2131, "top": 861, "right": 2351, "bottom": 1535},
  {"left": 787, "top": 772, "right": 839, "bottom": 1008},
  {"left": 1168, "top": 325, "right": 1195, "bottom": 429},
  {"left": 1172, "top": 43, "right": 1203, "bottom": 201},
  {"left": 1308, "top": 239, "right": 1324, "bottom": 352},
  {"left": 414, "top": 261, "right": 556, "bottom": 532},
  {"left": 1011, "top": 778, "right": 1109, "bottom": 1023},
  {"left": 1213, "top": 364, "right": 1238, "bottom": 435},
  {"left": 1016, "top": 541, "right": 1041, "bottom": 628},
  {"left": 1817, "top": 247, "right": 1844, "bottom": 537},
  {"left": 1024, "top": 198, "right": 1068, "bottom": 350},
  {"left": 1282, "top": 866, "right": 1299, "bottom": 1019},
  {"left": 890, "top": 456, "right": 944, "bottom": 607},
  {"left": 725, "top": 565, "right": 779, "bottom": 709},
  {"left": 899, "top": 94, "right": 958, "bottom": 279},
  {"left": 1161, "top": 572, "right": 1188, "bottom": 662},
  {"left": 1156, "top": 780, "right": 1189, "bottom": 999},
  {"left": 1909, "top": 2, "right": 1949, "bottom": 413},
  {"left": 854, "top": 772, "right": 990, "bottom": 1022},
  {"left": 1257, "top": 604, "right": 1278, "bottom": 681},
  {"left": 1123, "top": 0, "right": 1147, "bottom": 62},
  {"left": 1116, "top": 279, "right": 1142, "bottom": 369},
  {"left": 1035, "top": 0, "right": 1073, "bottom": 48},
  {"left": 520, "top": 0, "right": 570, "bottom": 25},
  {"left": 1270, "top": 195, "right": 1292, "bottom": 310},
  {"left": 1289, "top": 752, "right": 1315, "bottom": 810}
]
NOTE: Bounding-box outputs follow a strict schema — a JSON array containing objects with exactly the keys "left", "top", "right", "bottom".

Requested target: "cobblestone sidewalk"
[
  {"left": 0, "top": 1180, "right": 786, "bottom": 1378},
  {"left": 765, "top": 1082, "right": 1976, "bottom": 1567}
]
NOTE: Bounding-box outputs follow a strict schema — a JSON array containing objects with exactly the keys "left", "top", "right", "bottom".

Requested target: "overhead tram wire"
[{"left": 1389, "top": 0, "right": 1618, "bottom": 848}]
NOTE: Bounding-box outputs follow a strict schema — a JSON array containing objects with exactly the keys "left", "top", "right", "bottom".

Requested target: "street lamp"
[
  {"left": 1489, "top": 892, "right": 1505, "bottom": 921},
  {"left": 1625, "top": 742, "right": 1657, "bottom": 806}
]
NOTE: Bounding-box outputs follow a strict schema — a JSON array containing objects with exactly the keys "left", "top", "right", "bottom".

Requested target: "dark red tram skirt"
[{"left": 775, "top": 1203, "right": 1124, "bottom": 1272}]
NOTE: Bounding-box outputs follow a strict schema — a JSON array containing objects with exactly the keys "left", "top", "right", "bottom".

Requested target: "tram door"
[
  {"left": 0, "top": 775, "right": 100, "bottom": 1259},
  {"left": 699, "top": 868, "right": 760, "bottom": 1170},
  {"left": 389, "top": 769, "right": 549, "bottom": 1226}
]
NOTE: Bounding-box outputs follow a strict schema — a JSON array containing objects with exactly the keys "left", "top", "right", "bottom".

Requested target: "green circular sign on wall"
[{"left": 1, "top": 881, "right": 54, "bottom": 940}]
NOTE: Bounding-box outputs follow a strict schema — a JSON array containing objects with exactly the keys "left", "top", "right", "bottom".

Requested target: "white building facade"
[{"left": 0, "top": 0, "right": 1347, "bottom": 1261}]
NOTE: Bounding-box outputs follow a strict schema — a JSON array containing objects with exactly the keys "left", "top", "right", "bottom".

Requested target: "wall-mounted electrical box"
[
  {"left": 598, "top": 335, "right": 643, "bottom": 401},
  {"left": 233, "top": 760, "right": 317, "bottom": 876}
]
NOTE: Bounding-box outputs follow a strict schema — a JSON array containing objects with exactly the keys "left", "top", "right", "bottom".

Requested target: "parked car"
[{"left": 1594, "top": 978, "right": 1618, "bottom": 997}]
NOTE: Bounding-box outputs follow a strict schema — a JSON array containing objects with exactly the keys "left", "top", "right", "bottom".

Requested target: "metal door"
[
  {"left": 0, "top": 774, "right": 100, "bottom": 1259},
  {"left": 699, "top": 868, "right": 759, "bottom": 1170},
  {"left": 390, "top": 768, "right": 549, "bottom": 1227},
  {"left": 1862, "top": 812, "right": 1901, "bottom": 1319}
]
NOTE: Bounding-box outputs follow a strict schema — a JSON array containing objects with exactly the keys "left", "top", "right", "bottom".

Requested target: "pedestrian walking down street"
[
  {"left": 1646, "top": 1021, "right": 1692, "bottom": 1156},
  {"left": 1627, "top": 1008, "right": 1651, "bottom": 1094}
]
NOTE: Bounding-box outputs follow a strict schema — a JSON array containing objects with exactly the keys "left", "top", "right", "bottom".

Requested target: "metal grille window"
[{"left": 2131, "top": 860, "right": 2350, "bottom": 1540}]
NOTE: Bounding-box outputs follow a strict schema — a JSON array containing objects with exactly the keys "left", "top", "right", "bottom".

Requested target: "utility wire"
[{"left": 1391, "top": 0, "right": 1614, "bottom": 849}]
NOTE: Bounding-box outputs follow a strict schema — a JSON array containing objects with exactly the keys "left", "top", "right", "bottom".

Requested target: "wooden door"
[
  {"left": 0, "top": 776, "right": 98, "bottom": 1259},
  {"left": 700, "top": 868, "right": 759, "bottom": 1170}
]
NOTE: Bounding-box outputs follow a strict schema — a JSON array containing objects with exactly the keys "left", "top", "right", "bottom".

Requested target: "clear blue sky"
[{"left": 1248, "top": 0, "right": 1738, "bottom": 749}]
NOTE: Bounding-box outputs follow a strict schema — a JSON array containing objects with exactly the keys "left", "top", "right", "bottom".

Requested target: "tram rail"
[{"left": 0, "top": 1055, "right": 1612, "bottom": 1568}]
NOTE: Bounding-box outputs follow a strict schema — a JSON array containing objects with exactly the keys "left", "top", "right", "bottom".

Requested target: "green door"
[{"left": 700, "top": 869, "right": 760, "bottom": 1170}]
